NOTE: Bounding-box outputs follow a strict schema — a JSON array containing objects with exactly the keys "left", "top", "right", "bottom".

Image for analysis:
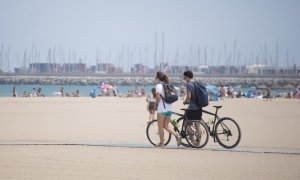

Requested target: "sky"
[{"left": 0, "top": 0, "right": 300, "bottom": 72}]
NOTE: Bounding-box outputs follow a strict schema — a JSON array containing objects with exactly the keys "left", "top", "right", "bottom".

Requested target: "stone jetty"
[{"left": 0, "top": 74, "right": 299, "bottom": 89}]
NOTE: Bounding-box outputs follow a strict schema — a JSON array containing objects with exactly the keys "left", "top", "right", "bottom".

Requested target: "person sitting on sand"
[
  {"left": 75, "top": 90, "right": 80, "bottom": 97},
  {"left": 102, "top": 88, "right": 107, "bottom": 96},
  {"left": 127, "top": 90, "right": 133, "bottom": 97},
  {"left": 146, "top": 88, "right": 156, "bottom": 123}
]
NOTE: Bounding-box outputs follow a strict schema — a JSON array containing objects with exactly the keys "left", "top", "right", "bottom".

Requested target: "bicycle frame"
[
  {"left": 171, "top": 111, "right": 188, "bottom": 138},
  {"left": 202, "top": 108, "right": 221, "bottom": 142}
]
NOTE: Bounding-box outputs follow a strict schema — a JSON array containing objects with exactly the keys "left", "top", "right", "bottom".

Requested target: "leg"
[
  {"left": 163, "top": 116, "right": 177, "bottom": 137},
  {"left": 157, "top": 113, "right": 165, "bottom": 144},
  {"left": 186, "top": 110, "right": 202, "bottom": 144},
  {"left": 148, "top": 111, "right": 153, "bottom": 122},
  {"left": 185, "top": 120, "right": 209, "bottom": 148},
  {"left": 186, "top": 123, "right": 195, "bottom": 141},
  {"left": 150, "top": 110, "right": 155, "bottom": 121},
  {"left": 194, "top": 121, "right": 202, "bottom": 145},
  {"left": 163, "top": 116, "right": 181, "bottom": 146}
]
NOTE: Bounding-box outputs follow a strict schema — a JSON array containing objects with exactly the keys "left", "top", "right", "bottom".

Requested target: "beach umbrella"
[{"left": 100, "top": 84, "right": 114, "bottom": 89}]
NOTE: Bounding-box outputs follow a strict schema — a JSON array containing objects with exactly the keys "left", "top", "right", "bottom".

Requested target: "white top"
[
  {"left": 156, "top": 83, "right": 172, "bottom": 113},
  {"left": 148, "top": 95, "right": 156, "bottom": 102}
]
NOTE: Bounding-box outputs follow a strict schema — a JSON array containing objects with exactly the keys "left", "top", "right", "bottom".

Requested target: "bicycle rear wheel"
[
  {"left": 185, "top": 120, "right": 209, "bottom": 148},
  {"left": 215, "top": 117, "right": 241, "bottom": 149},
  {"left": 146, "top": 119, "right": 171, "bottom": 146}
]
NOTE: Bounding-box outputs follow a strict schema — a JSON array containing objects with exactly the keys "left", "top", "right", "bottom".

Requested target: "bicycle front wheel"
[
  {"left": 215, "top": 117, "right": 241, "bottom": 149},
  {"left": 146, "top": 119, "right": 171, "bottom": 146},
  {"left": 185, "top": 120, "right": 209, "bottom": 148}
]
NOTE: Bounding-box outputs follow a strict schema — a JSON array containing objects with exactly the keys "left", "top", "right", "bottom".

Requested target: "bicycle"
[
  {"left": 146, "top": 109, "right": 209, "bottom": 148},
  {"left": 201, "top": 105, "right": 241, "bottom": 149}
]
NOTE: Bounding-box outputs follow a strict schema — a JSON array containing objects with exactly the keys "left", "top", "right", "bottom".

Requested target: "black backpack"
[
  {"left": 192, "top": 81, "right": 209, "bottom": 107},
  {"left": 160, "top": 83, "right": 178, "bottom": 108}
]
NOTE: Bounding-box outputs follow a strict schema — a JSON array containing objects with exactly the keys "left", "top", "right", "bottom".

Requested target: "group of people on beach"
[
  {"left": 100, "top": 87, "right": 118, "bottom": 97},
  {"left": 12, "top": 86, "right": 44, "bottom": 97},
  {"left": 125, "top": 86, "right": 145, "bottom": 97},
  {"left": 60, "top": 86, "right": 80, "bottom": 97}
]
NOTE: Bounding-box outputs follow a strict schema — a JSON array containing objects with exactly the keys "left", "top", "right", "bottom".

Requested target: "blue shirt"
[{"left": 186, "top": 80, "right": 201, "bottom": 110}]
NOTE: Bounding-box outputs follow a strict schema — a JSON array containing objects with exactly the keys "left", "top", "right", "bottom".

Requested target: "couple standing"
[{"left": 154, "top": 71, "right": 202, "bottom": 147}]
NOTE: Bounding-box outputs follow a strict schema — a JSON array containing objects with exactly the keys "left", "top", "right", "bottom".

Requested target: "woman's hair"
[{"left": 156, "top": 71, "right": 169, "bottom": 84}]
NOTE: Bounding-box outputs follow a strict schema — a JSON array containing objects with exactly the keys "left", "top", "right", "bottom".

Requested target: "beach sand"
[{"left": 0, "top": 97, "right": 299, "bottom": 179}]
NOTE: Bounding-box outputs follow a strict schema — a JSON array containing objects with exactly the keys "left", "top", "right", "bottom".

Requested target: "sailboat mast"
[
  {"left": 154, "top": 32, "right": 157, "bottom": 70},
  {"left": 162, "top": 32, "right": 164, "bottom": 64}
]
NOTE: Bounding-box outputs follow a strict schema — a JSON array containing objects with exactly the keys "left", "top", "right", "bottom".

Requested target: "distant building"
[
  {"left": 96, "top": 63, "right": 116, "bottom": 74},
  {"left": 29, "top": 63, "right": 61, "bottom": 74},
  {"left": 88, "top": 65, "right": 97, "bottom": 73},
  {"left": 169, "top": 65, "right": 188, "bottom": 74},
  {"left": 14, "top": 68, "right": 21, "bottom": 73},
  {"left": 61, "top": 63, "right": 86, "bottom": 74},
  {"left": 131, "top": 64, "right": 148, "bottom": 74},
  {"left": 246, "top": 64, "right": 299, "bottom": 76}
]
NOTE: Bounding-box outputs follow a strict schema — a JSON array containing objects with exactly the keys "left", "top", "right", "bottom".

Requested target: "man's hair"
[{"left": 183, "top": 71, "right": 193, "bottom": 79}]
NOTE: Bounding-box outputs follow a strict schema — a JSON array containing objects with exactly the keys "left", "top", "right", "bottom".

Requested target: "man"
[
  {"left": 183, "top": 70, "right": 202, "bottom": 146},
  {"left": 266, "top": 86, "right": 272, "bottom": 101}
]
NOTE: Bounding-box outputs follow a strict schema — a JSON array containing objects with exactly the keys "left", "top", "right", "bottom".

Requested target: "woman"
[
  {"left": 155, "top": 71, "right": 181, "bottom": 147},
  {"left": 146, "top": 88, "right": 156, "bottom": 123}
]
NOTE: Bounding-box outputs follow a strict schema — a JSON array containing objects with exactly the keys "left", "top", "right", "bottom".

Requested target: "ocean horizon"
[
  {"left": 0, "top": 84, "right": 290, "bottom": 97},
  {"left": 0, "top": 84, "right": 157, "bottom": 97}
]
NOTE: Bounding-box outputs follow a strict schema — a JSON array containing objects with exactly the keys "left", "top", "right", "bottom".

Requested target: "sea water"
[
  {"left": 0, "top": 84, "right": 289, "bottom": 97},
  {"left": 0, "top": 84, "right": 156, "bottom": 97}
]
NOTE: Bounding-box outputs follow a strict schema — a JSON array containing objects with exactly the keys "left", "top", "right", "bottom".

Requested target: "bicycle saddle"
[{"left": 213, "top": 106, "right": 222, "bottom": 109}]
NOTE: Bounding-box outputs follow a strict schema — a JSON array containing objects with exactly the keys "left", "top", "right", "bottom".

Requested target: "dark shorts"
[
  {"left": 186, "top": 108, "right": 202, "bottom": 120},
  {"left": 148, "top": 102, "right": 155, "bottom": 111}
]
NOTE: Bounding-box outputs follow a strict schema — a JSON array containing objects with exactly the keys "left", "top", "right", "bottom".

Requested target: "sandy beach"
[{"left": 0, "top": 97, "right": 300, "bottom": 179}]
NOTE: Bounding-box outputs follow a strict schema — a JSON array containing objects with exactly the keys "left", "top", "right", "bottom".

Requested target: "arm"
[
  {"left": 155, "top": 92, "right": 160, "bottom": 104},
  {"left": 155, "top": 84, "right": 161, "bottom": 108},
  {"left": 155, "top": 92, "right": 160, "bottom": 110},
  {"left": 183, "top": 91, "right": 191, "bottom": 104},
  {"left": 183, "top": 83, "right": 192, "bottom": 104}
]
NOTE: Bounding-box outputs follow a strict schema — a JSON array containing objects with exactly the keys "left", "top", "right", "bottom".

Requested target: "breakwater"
[{"left": 0, "top": 74, "right": 299, "bottom": 89}]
